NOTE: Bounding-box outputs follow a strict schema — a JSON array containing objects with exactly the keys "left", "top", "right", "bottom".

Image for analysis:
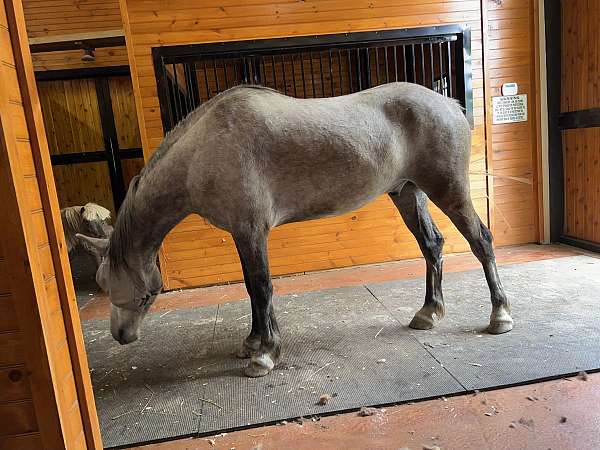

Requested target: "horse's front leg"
[
  {"left": 233, "top": 225, "right": 281, "bottom": 377},
  {"left": 233, "top": 246, "right": 261, "bottom": 359}
]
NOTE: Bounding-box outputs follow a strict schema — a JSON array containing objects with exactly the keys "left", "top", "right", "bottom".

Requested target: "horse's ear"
[{"left": 76, "top": 233, "right": 109, "bottom": 257}]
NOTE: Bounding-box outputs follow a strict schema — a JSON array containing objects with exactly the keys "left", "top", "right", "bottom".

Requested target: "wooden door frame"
[
  {"left": 2, "top": 0, "right": 103, "bottom": 447},
  {"left": 36, "top": 66, "right": 143, "bottom": 210},
  {"left": 544, "top": 0, "right": 600, "bottom": 253}
]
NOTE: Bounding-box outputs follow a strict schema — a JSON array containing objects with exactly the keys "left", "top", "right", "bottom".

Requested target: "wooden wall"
[
  {"left": 22, "top": 0, "right": 126, "bottom": 71},
  {"left": 485, "top": 0, "right": 540, "bottom": 246},
  {"left": 0, "top": 0, "right": 101, "bottom": 447},
  {"left": 31, "top": 47, "right": 129, "bottom": 71},
  {"left": 561, "top": 0, "right": 600, "bottom": 242},
  {"left": 109, "top": 75, "right": 146, "bottom": 186}
]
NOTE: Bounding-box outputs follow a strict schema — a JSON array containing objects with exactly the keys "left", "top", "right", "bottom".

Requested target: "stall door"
[
  {"left": 36, "top": 70, "right": 144, "bottom": 216},
  {"left": 559, "top": 2, "right": 600, "bottom": 249},
  {"left": 547, "top": 1, "right": 600, "bottom": 251}
]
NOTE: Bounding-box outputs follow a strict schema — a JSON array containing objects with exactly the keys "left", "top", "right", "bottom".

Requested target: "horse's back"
[{"left": 191, "top": 83, "right": 470, "bottom": 227}]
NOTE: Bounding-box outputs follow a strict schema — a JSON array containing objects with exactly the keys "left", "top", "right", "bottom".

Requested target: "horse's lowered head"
[{"left": 76, "top": 234, "right": 163, "bottom": 345}]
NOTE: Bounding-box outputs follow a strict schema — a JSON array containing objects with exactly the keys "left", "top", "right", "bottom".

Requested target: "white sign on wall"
[{"left": 492, "top": 94, "right": 528, "bottom": 124}]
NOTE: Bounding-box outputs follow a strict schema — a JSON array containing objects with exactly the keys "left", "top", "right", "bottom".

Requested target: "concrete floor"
[
  {"left": 77, "top": 244, "right": 600, "bottom": 449},
  {"left": 132, "top": 372, "right": 600, "bottom": 450}
]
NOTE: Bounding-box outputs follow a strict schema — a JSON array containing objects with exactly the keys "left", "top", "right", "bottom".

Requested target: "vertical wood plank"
[{"left": 4, "top": 0, "right": 103, "bottom": 447}]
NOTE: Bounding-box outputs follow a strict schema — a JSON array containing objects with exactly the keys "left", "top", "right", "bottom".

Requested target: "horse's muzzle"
[{"left": 114, "top": 328, "right": 138, "bottom": 345}]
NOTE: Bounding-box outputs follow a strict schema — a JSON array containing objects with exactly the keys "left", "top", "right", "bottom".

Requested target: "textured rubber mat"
[
  {"left": 198, "top": 287, "right": 463, "bottom": 433},
  {"left": 84, "top": 305, "right": 219, "bottom": 447},
  {"left": 367, "top": 255, "right": 600, "bottom": 390},
  {"left": 83, "top": 255, "right": 600, "bottom": 448}
]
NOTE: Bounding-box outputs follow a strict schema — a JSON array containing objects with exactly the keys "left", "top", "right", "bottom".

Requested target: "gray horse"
[{"left": 78, "top": 82, "right": 513, "bottom": 378}]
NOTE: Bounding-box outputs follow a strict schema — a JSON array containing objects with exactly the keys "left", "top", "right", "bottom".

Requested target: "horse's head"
[{"left": 76, "top": 234, "right": 162, "bottom": 345}]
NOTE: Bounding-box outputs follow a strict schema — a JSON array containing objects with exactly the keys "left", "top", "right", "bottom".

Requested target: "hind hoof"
[
  {"left": 409, "top": 311, "right": 435, "bottom": 330},
  {"left": 244, "top": 353, "right": 275, "bottom": 378},
  {"left": 488, "top": 307, "right": 513, "bottom": 334}
]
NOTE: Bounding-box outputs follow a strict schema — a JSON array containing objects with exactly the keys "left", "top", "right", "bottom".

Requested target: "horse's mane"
[{"left": 108, "top": 175, "right": 140, "bottom": 271}]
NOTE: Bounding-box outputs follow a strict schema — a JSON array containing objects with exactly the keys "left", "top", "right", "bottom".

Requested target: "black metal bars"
[{"left": 153, "top": 25, "right": 472, "bottom": 132}]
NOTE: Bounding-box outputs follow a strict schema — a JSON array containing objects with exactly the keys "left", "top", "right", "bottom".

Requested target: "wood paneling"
[
  {"left": 38, "top": 79, "right": 116, "bottom": 215},
  {"left": 0, "top": 401, "right": 38, "bottom": 436},
  {"left": 119, "top": 0, "right": 509, "bottom": 289},
  {"left": 0, "top": 366, "right": 31, "bottom": 403},
  {"left": 109, "top": 75, "right": 142, "bottom": 149},
  {"left": 52, "top": 162, "right": 116, "bottom": 216},
  {"left": 561, "top": 0, "right": 600, "bottom": 113},
  {"left": 0, "top": 432, "right": 43, "bottom": 450},
  {"left": 0, "top": 1, "right": 42, "bottom": 443},
  {"left": 562, "top": 127, "right": 600, "bottom": 242},
  {"left": 23, "top": 0, "right": 125, "bottom": 70},
  {"left": 37, "top": 74, "right": 144, "bottom": 215},
  {"left": 560, "top": 0, "right": 600, "bottom": 244},
  {"left": 1, "top": 0, "right": 101, "bottom": 446},
  {"left": 37, "top": 79, "right": 104, "bottom": 155},
  {"left": 31, "top": 46, "right": 130, "bottom": 71},
  {"left": 23, "top": 0, "right": 121, "bottom": 38},
  {"left": 122, "top": 157, "right": 145, "bottom": 187},
  {"left": 485, "top": 0, "right": 539, "bottom": 246}
]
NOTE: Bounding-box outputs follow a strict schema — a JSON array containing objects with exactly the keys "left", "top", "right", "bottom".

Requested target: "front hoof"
[
  {"left": 488, "top": 307, "right": 513, "bottom": 334},
  {"left": 487, "top": 319, "right": 513, "bottom": 334},
  {"left": 236, "top": 338, "right": 260, "bottom": 359},
  {"left": 409, "top": 310, "right": 435, "bottom": 330},
  {"left": 244, "top": 353, "right": 275, "bottom": 378}
]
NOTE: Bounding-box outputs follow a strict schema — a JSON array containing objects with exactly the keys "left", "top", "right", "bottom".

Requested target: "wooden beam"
[
  {"left": 4, "top": 0, "right": 103, "bottom": 447},
  {"left": 29, "top": 29, "right": 125, "bottom": 53}
]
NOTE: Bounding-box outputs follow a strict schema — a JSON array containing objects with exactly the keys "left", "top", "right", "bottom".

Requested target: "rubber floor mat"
[{"left": 83, "top": 255, "right": 600, "bottom": 448}]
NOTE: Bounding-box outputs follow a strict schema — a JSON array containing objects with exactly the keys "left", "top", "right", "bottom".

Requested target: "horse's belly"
[{"left": 274, "top": 179, "right": 393, "bottom": 226}]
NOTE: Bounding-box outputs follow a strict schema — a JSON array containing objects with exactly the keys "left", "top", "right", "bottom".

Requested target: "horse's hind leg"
[
  {"left": 389, "top": 183, "right": 445, "bottom": 330},
  {"left": 233, "top": 224, "right": 281, "bottom": 377},
  {"left": 430, "top": 189, "right": 513, "bottom": 334}
]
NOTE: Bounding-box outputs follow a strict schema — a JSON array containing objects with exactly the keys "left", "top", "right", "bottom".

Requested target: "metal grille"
[{"left": 153, "top": 25, "right": 472, "bottom": 132}]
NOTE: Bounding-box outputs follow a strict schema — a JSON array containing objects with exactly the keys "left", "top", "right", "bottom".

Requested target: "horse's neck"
[{"left": 127, "top": 156, "right": 190, "bottom": 263}]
